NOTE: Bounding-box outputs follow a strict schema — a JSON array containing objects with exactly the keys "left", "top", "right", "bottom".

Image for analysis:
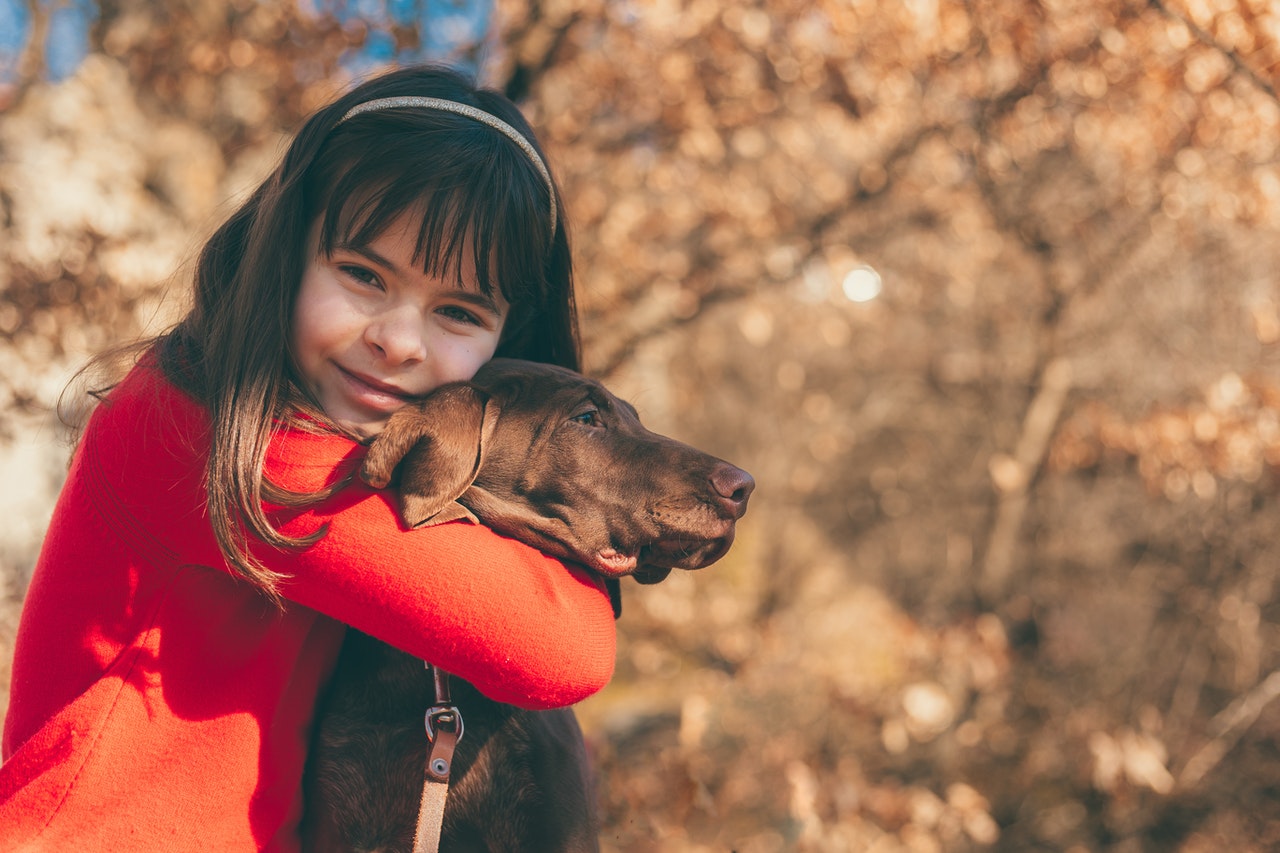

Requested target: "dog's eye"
[{"left": 570, "top": 410, "right": 602, "bottom": 427}]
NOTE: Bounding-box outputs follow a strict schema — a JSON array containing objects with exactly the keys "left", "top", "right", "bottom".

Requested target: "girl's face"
[{"left": 291, "top": 213, "right": 509, "bottom": 439}]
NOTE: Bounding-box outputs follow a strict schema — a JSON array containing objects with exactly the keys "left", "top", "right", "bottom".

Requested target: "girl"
[{"left": 0, "top": 65, "right": 617, "bottom": 851}]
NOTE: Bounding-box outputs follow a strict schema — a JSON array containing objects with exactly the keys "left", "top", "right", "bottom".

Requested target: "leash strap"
[
  {"left": 413, "top": 663, "right": 463, "bottom": 853},
  {"left": 413, "top": 781, "right": 448, "bottom": 853}
]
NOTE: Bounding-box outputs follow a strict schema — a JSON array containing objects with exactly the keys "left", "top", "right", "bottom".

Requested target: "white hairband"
[{"left": 339, "top": 96, "right": 557, "bottom": 242}]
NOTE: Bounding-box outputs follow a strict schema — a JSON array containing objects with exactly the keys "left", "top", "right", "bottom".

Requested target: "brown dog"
[{"left": 302, "top": 358, "right": 754, "bottom": 852}]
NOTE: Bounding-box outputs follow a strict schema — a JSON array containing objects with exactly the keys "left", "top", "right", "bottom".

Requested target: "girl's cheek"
[{"left": 445, "top": 342, "right": 490, "bottom": 380}]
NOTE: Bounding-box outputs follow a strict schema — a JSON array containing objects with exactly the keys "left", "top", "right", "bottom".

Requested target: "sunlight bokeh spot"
[{"left": 842, "top": 264, "right": 883, "bottom": 303}]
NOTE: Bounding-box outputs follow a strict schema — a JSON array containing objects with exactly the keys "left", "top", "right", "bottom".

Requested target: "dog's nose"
[{"left": 709, "top": 463, "right": 755, "bottom": 517}]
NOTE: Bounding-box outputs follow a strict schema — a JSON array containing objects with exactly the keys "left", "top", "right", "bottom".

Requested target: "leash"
[{"left": 413, "top": 662, "right": 463, "bottom": 853}]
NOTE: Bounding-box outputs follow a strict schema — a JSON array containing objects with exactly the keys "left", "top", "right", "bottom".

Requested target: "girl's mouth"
[{"left": 336, "top": 364, "right": 416, "bottom": 412}]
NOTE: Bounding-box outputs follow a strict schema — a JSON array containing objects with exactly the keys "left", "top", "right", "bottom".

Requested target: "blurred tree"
[
  {"left": 0, "top": 0, "right": 493, "bottom": 97},
  {"left": 2, "top": 1, "right": 1280, "bottom": 850}
]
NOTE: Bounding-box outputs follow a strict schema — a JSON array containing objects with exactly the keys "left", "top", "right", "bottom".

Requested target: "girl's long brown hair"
[{"left": 152, "top": 65, "right": 578, "bottom": 599}]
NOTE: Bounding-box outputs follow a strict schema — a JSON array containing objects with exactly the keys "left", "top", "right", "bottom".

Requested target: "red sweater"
[{"left": 0, "top": 358, "right": 616, "bottom": 852}]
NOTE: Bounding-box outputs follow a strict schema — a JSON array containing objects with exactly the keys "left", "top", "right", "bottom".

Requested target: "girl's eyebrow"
[
  {"left": 450, "top": 289, "right": 505, "bottom": 316},
  {"left": 335, "top": 242, "right": 504, "bottom": 316}
]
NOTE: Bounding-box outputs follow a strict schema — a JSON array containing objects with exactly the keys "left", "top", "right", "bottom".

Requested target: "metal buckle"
[{"left": 424, "top": 705, "right": 464, "bottom": 743}]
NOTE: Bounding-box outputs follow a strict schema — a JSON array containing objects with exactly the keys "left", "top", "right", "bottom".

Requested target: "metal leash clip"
[
  {"left": 425, "top": 705, "right": 464, "bottom": 744},
  {"left": 415, "top": 663, "right": 464, "bottom": 853},
  {"left": 423, "top": 664, "right": 463, "bottom": 782}
]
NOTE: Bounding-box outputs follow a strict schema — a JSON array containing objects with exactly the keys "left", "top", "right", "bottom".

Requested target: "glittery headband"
[{"left": 339, "top": 96, "right": 557, "bottom": 242}]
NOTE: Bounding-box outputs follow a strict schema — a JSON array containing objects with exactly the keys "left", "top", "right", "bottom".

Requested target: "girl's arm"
[
  {"left": 261, "top": 425, "right": 618, "bottom": 708},
  {"left": 93, "top": 361, "right": 615, "bottom": 709}
]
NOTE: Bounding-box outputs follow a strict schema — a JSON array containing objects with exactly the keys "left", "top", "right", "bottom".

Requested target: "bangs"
[{"left": 310, "top": 123, "right": 553, "bottom": 306}]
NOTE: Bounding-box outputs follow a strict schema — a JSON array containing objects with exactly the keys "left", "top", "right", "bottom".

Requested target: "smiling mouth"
[{"left": 336, "top": 365, "right": 416, "bottom": 410}]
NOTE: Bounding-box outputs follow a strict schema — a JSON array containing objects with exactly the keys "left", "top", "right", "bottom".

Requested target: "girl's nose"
[{"left": 365, "top": 309, "right": 427, "bottom": 365}]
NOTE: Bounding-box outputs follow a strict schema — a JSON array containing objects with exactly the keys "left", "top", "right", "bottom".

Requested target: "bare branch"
[
  {"left": 979, "top": 358, "right": 1074, "bottom": 600},
  {"left": 1177, "top": 668, "right": 1280, "bottom": 791},
  {"left": 1149, "top": 0, "right": 1280, "bottom": 105}
]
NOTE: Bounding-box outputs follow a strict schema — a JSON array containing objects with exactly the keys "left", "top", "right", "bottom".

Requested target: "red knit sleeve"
[
  {"left": 260, "top": 428, "right": 617, "bottom": 708},
  {"left": 91, "top": 361, "right": 616, "bottom": 710}
]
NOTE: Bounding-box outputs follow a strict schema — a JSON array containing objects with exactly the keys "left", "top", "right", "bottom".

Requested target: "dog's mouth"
[
  {"left": 588, "top": 529, "right": 736, "bottom": 583},
  {"left": 631, "top": 565, "right": 673, "bottom": 584},
  {"left": 642, "top": 533, "right": 734, "bottom": 570},
  {"left": 588, "top": 549, "right": 640, "bottom": 577}
]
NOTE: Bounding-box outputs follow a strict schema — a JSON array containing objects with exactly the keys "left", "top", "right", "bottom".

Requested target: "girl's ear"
[{"left": 361, "top": 384, "right": 500, "bottom": 527}]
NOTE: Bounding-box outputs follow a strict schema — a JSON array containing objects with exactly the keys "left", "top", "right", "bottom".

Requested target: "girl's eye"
[
  {"left": 438, "top": 305, "right": 482, "bottom": 326},
  {"left": 570, "top": 410, "right": 602, "bottom": 427},
  {"left": 339, "top": 264, "right": 382, "bottom": 290}
]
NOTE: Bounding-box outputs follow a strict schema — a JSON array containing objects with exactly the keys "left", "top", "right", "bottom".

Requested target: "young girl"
[{"left": 0, "top": 65, "right": 617, "bottom": 851}]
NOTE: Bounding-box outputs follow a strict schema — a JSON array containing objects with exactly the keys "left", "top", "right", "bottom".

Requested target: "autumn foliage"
[{"left": 2, "top": 1, "right": 1280, "bottom": 850}]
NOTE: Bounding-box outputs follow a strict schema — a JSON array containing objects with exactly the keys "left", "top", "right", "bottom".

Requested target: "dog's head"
[{"left": 361, "top": 359, "right": 754, "bottom": 604}]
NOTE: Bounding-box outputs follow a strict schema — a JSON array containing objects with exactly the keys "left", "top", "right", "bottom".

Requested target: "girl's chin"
[
  {"left": 317, "top": 390, "right": 397, "bottom": 439},
  {"left": 340, "top": 417, "right": 387, "bottom": 441},
  {"left": 323, "top": 405, "right": 389, "bottom": 441}
]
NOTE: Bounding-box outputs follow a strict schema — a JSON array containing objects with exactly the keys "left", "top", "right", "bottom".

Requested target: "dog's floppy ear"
[{"left": 361, "top": 384, "right": 500, "bottom": 528}]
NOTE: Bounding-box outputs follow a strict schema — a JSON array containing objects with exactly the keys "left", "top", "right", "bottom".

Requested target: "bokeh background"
[{"left": 3, "top": 1, "right": 1280, "bottom": 850}]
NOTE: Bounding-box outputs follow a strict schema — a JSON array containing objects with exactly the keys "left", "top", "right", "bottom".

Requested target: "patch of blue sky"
[
  {"left": 302, "top": 0, "right": 494, "bottom": 77},
  {"left": 44, "top": 0, "right": 97, "bottom": 82},
  {"left": 0, "top": 0, "right": 96, "bottom": 85},
  {"left": 419, "top": 0, "right": 491, "bottom": 68},
  {"left": 0, "top": 0, "right": 492, "bottom": 86},
  {"left": 386, "top": 0, "right": 418, "bottom": 25},
  {"left": 0, "top": 0, "right": 31, "bottom": 84},
  {"left": 341, "top": 26, "right": 397, "bottom": 75}
]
